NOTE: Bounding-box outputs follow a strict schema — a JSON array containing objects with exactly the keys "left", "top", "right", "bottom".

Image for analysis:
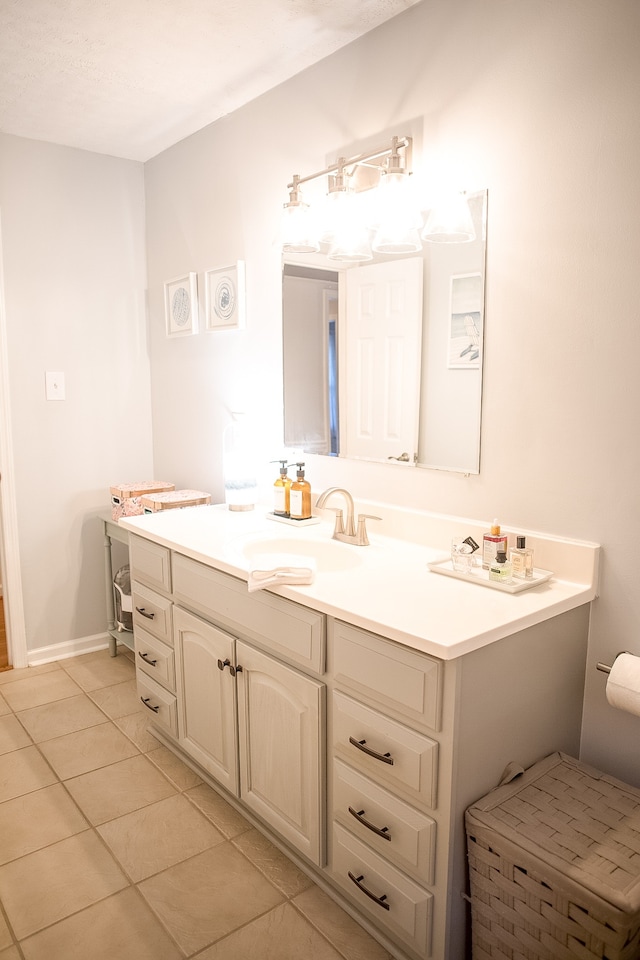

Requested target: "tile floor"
[{"left": 0, "top": 647, "right": 393, "bottom": 960}]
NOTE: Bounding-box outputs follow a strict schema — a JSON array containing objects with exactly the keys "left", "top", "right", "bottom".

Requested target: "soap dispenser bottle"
[
  {"left": 272, "top": 460, "right": 291, "bottom": 518},
  {"left": 289, "top": 463, "right": 311, "bottom": 521}
]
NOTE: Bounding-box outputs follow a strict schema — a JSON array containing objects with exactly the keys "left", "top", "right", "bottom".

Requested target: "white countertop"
[{"left": 119, "top": 504, "right": 600, "bottom": 661}]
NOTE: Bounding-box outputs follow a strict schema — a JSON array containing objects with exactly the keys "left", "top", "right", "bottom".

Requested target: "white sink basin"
[{"left": 228, "top": 534, "right": 363, "bottom": 573}]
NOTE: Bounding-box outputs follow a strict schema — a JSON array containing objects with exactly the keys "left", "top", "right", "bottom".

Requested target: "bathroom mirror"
[{"left": 282, "top": 189, "right": 487, "bottom": 474}]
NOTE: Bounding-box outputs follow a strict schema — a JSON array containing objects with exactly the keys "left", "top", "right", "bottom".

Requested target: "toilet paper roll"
[{"left": 606, "top": 653, "right": 640, "bottom": 717}]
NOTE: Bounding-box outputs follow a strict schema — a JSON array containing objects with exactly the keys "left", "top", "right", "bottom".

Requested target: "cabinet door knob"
[
  {"left": 348, "top": 736, "right": 394, "bottom": 765},
  {"left": 229, "top": 664, "right": 243, "bottom": 677},
  {"left": 347, "top": 871, "right": 390, "bottom": 910},
  {"left": 140, "top": 696, "right": 160, "bottom": 713},
  {"left": 135, "top": 607, "right": 155, "bottom": 620},
  {"left": 348, "top": 806, "right": 391, "bottom": 840},
  {"left": 217, "top": 658, "right": 231, "bottom": 671},
  {"left": 138, "top": 652, "right": 158, "bottom": 667}
]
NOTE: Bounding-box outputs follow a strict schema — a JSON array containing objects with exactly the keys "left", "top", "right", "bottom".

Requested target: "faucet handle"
[
  {"left": 326, "top": 507, "right": 345, "bottom": 537},
  {"left": 356, "top": 514, "right": 382, "bottom": 546}
]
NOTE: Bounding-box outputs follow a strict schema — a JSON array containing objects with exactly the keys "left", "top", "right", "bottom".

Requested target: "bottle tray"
[{"left": 427, "top": 558, "right": 553, "bottom": 593}]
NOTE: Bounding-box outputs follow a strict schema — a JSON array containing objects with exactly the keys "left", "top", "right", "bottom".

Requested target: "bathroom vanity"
[{"left": 120, "top": 503, "right": 599, "bottom": 960}]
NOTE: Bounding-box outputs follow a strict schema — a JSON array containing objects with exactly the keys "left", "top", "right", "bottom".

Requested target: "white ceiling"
[{"left": 0, "top": 0, "right": 421, "bottom": 162}]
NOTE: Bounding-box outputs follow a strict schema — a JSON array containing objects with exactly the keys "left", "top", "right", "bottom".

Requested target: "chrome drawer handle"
[
  {"left": 135, "top": 607, "right": 155, "bottom": 620},
  {"left": 138, "top": 652, "right": 157, "bottom": 666},
  {"left": 347, "top": 871, "right": 390, "bottom": 910},
  {"left": 349, "top": 736, "right": 394, "bottom": 765},
  {"left": 140, "top": 696, "right": 159, "bottom": 713},
  {"left": 348, "top": 806, "right": 391, "bottom": 841}
]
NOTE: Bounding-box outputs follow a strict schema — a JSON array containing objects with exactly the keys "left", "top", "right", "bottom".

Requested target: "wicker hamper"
[{"left": 465, "top": 753, "right": 640, "bottom": 960}]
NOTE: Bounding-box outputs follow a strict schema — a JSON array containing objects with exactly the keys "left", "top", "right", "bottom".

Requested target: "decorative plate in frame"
[
  {"left": 205, "top": 261, "right": 245, "bottom": 331},
  {"left": 165, "top": 273, "right": 199, "bottom": 338}
]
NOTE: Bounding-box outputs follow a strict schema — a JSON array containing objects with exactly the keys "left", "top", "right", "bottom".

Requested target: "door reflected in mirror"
[{"left": 282, "top": 189, "right": 487, "bottom": 474}]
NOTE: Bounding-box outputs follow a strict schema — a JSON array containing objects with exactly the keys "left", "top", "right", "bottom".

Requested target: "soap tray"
[
  {"left": 266, "top": 512, "right": 321, "bottom": 527},
  {"left": 428, "top": 558, "right": 553, "bottom": 593}
]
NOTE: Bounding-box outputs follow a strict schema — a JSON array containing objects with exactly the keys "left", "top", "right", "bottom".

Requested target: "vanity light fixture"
[{"left": 282, "top": 136, "right": 475, "bottom": 259}]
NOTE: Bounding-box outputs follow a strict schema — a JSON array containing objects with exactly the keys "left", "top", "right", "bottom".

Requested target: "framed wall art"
[
  {"left": 447, "top": 272, "right": 483, "bottom": 369},
  {"left": 165, "top": 273, "right": 199, "bottom": 338},
  {"left": 205, "top": 261, "right": 245, "bottom": 331}
]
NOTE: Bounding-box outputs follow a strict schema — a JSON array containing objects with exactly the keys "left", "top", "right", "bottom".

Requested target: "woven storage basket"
[{"left": 465, "top": 753, "right": 640, "bottom": 960}]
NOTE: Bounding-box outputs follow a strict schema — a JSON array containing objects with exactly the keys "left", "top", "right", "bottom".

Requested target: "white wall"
[
  {"left": 144, "top": 0, "right": 640, "bottom": 786},
  {"left": 0, "top": 135, "right": 152, "bottom": 654}
]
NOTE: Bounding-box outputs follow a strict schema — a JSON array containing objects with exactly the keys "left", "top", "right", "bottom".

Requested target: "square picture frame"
[
  {"left": 205, "top": 261, "right": 245, "bottom": 331},
  {"left": 447, "top": 272, "right": 483, "bottom": 369},
  {"left": 165, "top": 273, "right": 199, "bottom": 338}
]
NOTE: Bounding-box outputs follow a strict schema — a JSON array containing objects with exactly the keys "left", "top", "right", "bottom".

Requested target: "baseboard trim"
[{"left": 27, "top": 633, "right": 113, "bottom": 666}]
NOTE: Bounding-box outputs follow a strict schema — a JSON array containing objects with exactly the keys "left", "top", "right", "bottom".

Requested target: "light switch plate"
[{"left": 45, "top": 371, "right": 65, "bottom": 401}]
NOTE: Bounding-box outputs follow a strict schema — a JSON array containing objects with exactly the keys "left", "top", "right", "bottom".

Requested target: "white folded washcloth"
[{"left": 247, "top": 553, "right": 316, "bottom": 593}]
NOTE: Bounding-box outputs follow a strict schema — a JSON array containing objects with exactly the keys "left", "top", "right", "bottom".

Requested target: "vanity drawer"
[
  {"left": 134, "top": 627, "right": 175, "bottom": 692},
  {"left": 172, "top": 553, "right": 325, "bottom": 675},
  {"left": 333, "top": 758, "right": 436, "bottom": 885},
  {"left": 333, "top": 692, "right": 438, "bottom": 810},
  {"left": 332, "top": 621, "right": 442, "bottom": 733},
  {"left": 130, "top": 535, "right": 171, "bottom": 594},
  {"left": 132, "top": 582, "right": 173, "bottom": 645},
  {"left": 137, "top": 672, "right": 178, "bottom": 738},
  {"left": 331, "top": 821, "right": 433, "bottom": 958}
]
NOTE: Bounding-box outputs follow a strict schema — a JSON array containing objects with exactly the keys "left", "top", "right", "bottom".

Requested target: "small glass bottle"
[
  {"left": 510, "top": 536, "right": 534, "bottom": 579},
  {"left": 489, "top": 550, "right": 512, "bottom": 583},
  {"left": 482, "top": 519, "right": 508, "bottom": 570},
  {"left": 289, "top": 462, "right": 311, "bottom": 520}
]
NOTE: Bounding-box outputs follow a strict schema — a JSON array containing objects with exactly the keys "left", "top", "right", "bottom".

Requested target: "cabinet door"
[
  {"left": 174, "top": 607, "right": 238, "bottom": 794},
  {"left": 236, "top": 640, "right": 325, "bottom": 866}
]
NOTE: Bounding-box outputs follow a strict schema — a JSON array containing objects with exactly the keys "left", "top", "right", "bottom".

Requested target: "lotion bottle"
[
  {"left": 272, "top": 460, "right": 291, "bottom": 518},
  {"left": 289, "top": 463, "right": 311, "bottom": 520},
  {"left": 482, "top": 519, "right": 508, "bottom": 569}
]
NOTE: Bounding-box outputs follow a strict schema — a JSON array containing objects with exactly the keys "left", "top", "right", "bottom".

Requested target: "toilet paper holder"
[{"left": 596, "top": 651, "right": 631, "bottom": 675}]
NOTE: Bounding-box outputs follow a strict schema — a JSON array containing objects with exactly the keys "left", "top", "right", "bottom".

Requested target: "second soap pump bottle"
[
  {"left": 272, "top": 460, "right": 291, "bottom": 518},
  {"left": 289, "top": 462, "right": 312, "bottom": 521}
]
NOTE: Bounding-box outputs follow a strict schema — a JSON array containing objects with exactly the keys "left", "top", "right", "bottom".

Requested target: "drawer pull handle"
[
  {"left": 135, "top": 607, "right": 155, "bottom": 620},
  {"left": 348, "top": 807, "right": 391, "bottom": 841},
  {"left": 217, "top": 658, "right": 231, "bottom": 671},
  {"left": 349, "top": 737, "right": 394, "bottom": 765},
  {"left": 138, "top": 652, "right": 158, "bottom": 667},
  {"left": 347, "top": 871, "right": 390, "bottom": 911},
  {"left": 140, "top": 696, "right": 160, "bottom": 713}
]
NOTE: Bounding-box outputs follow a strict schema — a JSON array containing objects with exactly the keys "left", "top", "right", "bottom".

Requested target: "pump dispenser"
[
  {"left": 289, "top": 462, "right": 312, "bottom": 520},
  {"left": 272, "top": 460, "right": 291, "bottom": 517}
]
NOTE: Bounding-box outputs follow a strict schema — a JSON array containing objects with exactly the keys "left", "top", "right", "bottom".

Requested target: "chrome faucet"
[{"left": 315, "top": 487, "right": 380, "bottom": 546}]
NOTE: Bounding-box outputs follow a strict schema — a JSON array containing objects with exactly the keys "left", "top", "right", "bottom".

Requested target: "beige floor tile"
[
  {"left": 0, "top": 663, "right": 60, "bottom": 687},
  {"left": 0, "top": 693, "right": 10, "bottom": 717},
  {"left": 16, "top": 694, "right": 106, "bottom": 742},
  {"left": 147, "top": 744, "right": 202, "bottom": 790},
  {"left": 232, "top": 828, "right": 314, "bottom": 897},
  {"left": 114, "top": 710, "right": 162, "bottom": 752},
  {"left": 65, "top": 754, "right": 177, "bottom": 825},
  {"left": 0, "top": 671, "right": 82, "bottom": 712},
  {"left": 61, "top": 653, "right": 135, "bottom": 692},
  {"left": 0, "top": 911, "right": 11, "bottom": 950},
  {"left": 139, "top": 843, "right": 284, "bottom": 955},
  {"left": 294, "top": 885, "right": 394, "bottom": 960},
  {"left": 98, "top": 793, "right": 225, "bottom": 881},
  {"left": 195, "top": 901, "right": 344, "bottom": 960},
  {"left": 0, "top": 746, "right": 57, "bottom": 802},
  {"left": 0, "top": 783, "right": 88, "bottom": 864},
  {"left": 0, "top": 946, "right": 20, "bottom": 960},
  {"left": 0, "top": 830, "right": 128, "bottom": 939},
  {"left": 0, "top": 714, "right": 32, "bottom": 754},
  {"left": 185, "top": 783, "right": 252, "bottom": 838},
  {"left": 20, "top": 887, "right": 182, "bottom": 960},
  {"left": 37, "top": 721, "right": 139, "bottom": 779},
  {"left": 89, "top": 679, "right": 141, "bottom": 719}
]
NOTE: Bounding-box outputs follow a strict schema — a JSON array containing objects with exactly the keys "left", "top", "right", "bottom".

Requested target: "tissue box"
[
  {"left": 110, "top": 481, "right": 175, "bottom": 521},
  {"left": 140, "top": 489, "right": 211, "bottom": 513},
  {"left": 465, "top": 752, "right": 640, "bottom": 959}
]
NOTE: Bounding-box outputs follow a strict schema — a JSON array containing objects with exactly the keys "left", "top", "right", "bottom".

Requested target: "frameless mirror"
[{"left": 282, "top": 189, "right": 487, "bottom": 474}]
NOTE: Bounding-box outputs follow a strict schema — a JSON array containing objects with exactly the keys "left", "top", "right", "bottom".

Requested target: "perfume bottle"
[
  {"left": 489, "top": 550, "right": 512, "bottom": 583},
  {"left": 482, "top": 519, "right": 508, "bottom": 570},
  {"left": 510, "top": 536, "right": 534, "bottom": 579}
]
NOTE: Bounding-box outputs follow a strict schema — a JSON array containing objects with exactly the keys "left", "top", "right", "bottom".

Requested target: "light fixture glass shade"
[
  {"left": 281, "top": 189, "right": 319, "bottom": 253},
  {"left": 371, "top": 171, "right": 422, "bottom": 254},
  {"left": 421, "top": 192, "right": 476, "bottom": 243},
  {"left": 326, "top": 189, "right": 372, "bottom": 262}
]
